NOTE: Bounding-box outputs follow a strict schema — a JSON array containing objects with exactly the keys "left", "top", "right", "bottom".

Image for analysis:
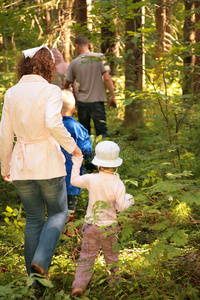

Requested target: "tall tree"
[
  {"left": 60, "top": 0, "right": 88, "bottom": 62},
  {"left": 155, "top": 0, "right": 173, "bottom": 78},
  {"left": 193, "top": 1, "right": 200, "bottom": 95},
  {"left": 73, "top": 0, "right": 87, "bottom": 27},
  {"left": 100, "top": 4, "right": 118, "bottom": 75},
  {"left": 183, "top": 0, "right": 195, "bottom": 96},
  {"left": 123, "top": 1, "right": 143, "bottom": 132},
  {"left": 155, "top": 0, "right": 165, "bottom": 66}
]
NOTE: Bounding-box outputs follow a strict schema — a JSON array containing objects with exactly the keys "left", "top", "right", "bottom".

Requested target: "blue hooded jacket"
[{"left": 61, "top": 116, "right": 92, "bottom": 195}]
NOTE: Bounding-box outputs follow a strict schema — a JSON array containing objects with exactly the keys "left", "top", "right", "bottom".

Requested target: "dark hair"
[
  {"left": 75, "top": 35, "right": 90, "bottom": 46},
  {"left": 17, "top": 47, "right": 55, "bottom": 83}
]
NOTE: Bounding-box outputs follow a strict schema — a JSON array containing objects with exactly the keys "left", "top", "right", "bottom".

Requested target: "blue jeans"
[
  {"left": 13, "top": 177, "right": 68, "bottom": 275},
  {"left": 77, "top": 101, "right": 108, "bottom": 137}
]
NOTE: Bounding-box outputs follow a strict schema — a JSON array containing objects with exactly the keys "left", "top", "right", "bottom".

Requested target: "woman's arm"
[
  {"left": 0, "top": 91, "right": 14, "bottom": 177},
  {"left": 45, "top": 86, "right": 77, "bottom": 153}
]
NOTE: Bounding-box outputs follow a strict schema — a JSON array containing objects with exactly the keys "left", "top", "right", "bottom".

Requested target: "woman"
[{"left": 0, "top": 45, "right": 81, "bottom": 279}]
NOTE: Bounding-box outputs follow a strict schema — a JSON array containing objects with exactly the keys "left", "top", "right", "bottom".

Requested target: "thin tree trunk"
[
  {"left": 101, "top": 14, "right": 118, "bottom": 75},
  {"left": 123, "top": 3, "right": 143, "bottom": 132},
  {"left": 194, "top": 1, "right": 200, "bottom": 95},
  {"left": 165, "top": 0, "right": 173, "bottom": 51},
  {"left": 183, "top": 0, "right": 195, "bottom": 96},
  {"left": 155, "top": 0, "right": 165, "bottom": 65},
  {"left": 155, "top": 0, "right": 173, "bottom": 78},
  {"left": 60, "top": 0, "right": 75, "bottom": 63},
  {"left": 73, "top": 0, "right": 87, "bottom": 30}
]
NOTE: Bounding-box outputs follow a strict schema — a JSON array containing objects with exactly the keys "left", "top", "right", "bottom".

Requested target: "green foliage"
[
  {"left": 1, "top": 119, "right": 200, "bottom": 298},
  {"left": 1, "top": 205, "right": 25, "bottom": 245},
  {"left": 1, "top": 0, "right": 200, "bottom": 299}
]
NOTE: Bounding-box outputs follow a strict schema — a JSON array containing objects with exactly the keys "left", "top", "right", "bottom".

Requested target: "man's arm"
[
  {"left": 64, "top": 79, "right": 78, "bottom": 105},
  {"left": 103, "top": 71, "right": 117, "bottom": 108},
  {"left": 64, "top": 79, "right": 71, "bottom": 89}
]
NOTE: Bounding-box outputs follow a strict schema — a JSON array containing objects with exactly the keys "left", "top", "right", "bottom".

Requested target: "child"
[
  {"left": 61, "top": 89, "right": 92, "bottom": 235},
  {"left": 70, "top": 140, "right": 134, "bottom": 296}
]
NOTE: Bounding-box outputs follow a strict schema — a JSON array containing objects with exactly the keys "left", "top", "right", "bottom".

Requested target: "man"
[{"left": 64, "top": 35, "right": 117, "bottom": 138}]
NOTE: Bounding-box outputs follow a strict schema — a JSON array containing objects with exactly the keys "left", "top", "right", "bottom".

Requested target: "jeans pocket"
[
  {"left": 13, "top": 180, "right": 33, "bottom": 188},
  {"left": 39, "top": 177, "right": 64, "bottom": 188}
]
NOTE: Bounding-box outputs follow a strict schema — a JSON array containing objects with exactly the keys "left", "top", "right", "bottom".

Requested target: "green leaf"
[
  {"left": 180, "top": 191, "right": 200, "bottom": 205},
  {"left": 18, "top": 222, "right": 24, "bottom": 227},
  {"left": 6, "top": 206, "right": 13, "bottom": 213},
  {"left": 123, "top": 179, "right": 138, "bottom": 187},
  {"left": 94, "top": 2, "right": 101, "bottom": 9},
  {"left": 103, "top": 13, "right": 110, "bottom": 19},
  {"left": 4, "top": 217, "right": 10, "bottom": 224},
  {"left": 123, "top": 98, "right": 132, "bottom": 106},
  {"left": 0, "top": 284, "right": 13, "bottom": 295},
  {"left": 169, "top": 229, "right": 188, "bottom": 247},
  {"left": 36, "top": 278, "right": 53, "bottom": 288},
  {"left": 166, "top": 170, "right": 193, "bottom": 179},
  {"left": 145, "top": 181, "right": 187, "bottom": 195},
  {"left": 26, "top": 276, "right": 34, "bottom": 287},
  {"left": 2, "top": 212, "right": 12, "bottom": 217},
  {"left": 96, "top": 135, "right": 103, "bottom": 143}
]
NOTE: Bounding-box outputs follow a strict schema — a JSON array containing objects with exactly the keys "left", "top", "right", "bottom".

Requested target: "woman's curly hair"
[{"left": 17, "top": 47, "right": 55, "bottom": 83}]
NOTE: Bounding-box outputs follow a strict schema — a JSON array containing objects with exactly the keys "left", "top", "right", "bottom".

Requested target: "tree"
[
  {"left": 182, "top": 0, "right": 195, "bottom": 96},
  {"left": 73, "top": 0, "right": 87, "bottom": 28},
  {"left": 57, "top": 0, "right": 75, "bottom": 63},
  {"left": 123, "top": 1, "right": 143, "bottom": 132},
  {"left": 193, "top": 1, "right": 200, "bottom": 95},
  {"left": 155, "top": 0, "right": 173, "bottom": 79},
  {"left": 100, "top": 4, "right": 119, "bottom": 75}
]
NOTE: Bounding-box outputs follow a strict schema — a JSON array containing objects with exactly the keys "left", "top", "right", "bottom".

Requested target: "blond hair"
[{"left": 62, "top": 89, "right": 75, "bottom": 113}]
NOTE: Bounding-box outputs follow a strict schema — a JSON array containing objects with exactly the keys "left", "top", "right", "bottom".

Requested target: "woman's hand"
[
  {"left": 3, "top": 175, "right": 13, "bottom": 183},
  {"left": 72, "top": 145, "right": 82, "bottom": 157}
]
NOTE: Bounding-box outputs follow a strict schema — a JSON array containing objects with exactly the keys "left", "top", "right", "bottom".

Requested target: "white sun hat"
[{"left": 92, "top": 141, "right": 123, "bottom": 168}]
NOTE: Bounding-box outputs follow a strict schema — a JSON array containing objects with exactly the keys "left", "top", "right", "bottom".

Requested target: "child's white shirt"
[{"left": 71, "top": 156, "right": 134, "bottom": 226}]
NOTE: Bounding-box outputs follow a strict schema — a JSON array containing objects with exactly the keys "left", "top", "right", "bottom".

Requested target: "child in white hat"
[{"left": 70, "top": 141, "right": 134, "bottom": 296}]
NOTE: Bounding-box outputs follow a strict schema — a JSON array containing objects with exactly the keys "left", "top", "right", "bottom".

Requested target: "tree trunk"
[
  {"left": 165, "top": 0, "right": 173, "bottom": 51},
  {"left": 101, "top": 15, "right": 118, "bottom": 75},
  {"left": 59, "top": 0, "right": 75, "bottom": 64},
  {"left": 155, "top": 0, "right": 165, "bottom": 65},
  {"left": 73, "top": 0, "right": 87, "bottom": 30},
  {"left": 45, "top": 6, "right": 51, "bottom": 35},
  {"left": 183, "top": 0, "right": 195, "bottom": 96},
  {"left": 155, "top": 0, "right": 173, "bottom": 78},
  {"left": 123, "top": 3, "right": 143, "bottom": 132},
  {"left": 194, "top": 1, "right": 200, "bottom": 95}
]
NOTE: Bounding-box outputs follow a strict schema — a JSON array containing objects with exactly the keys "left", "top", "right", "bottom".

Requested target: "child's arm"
[
  {"left": 115, "top": 180, "right": 134, "bottom": 212},
  {"left": 71, "top": 155, "right": 87, "bottom": 188},
  {"left": 77, "top": 128, "right": 92, "bottom": 160}
]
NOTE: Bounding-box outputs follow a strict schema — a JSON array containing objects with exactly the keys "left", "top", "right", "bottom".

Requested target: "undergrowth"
[{"left": 0, "top": 107, "right": 200, "bottom": 299}]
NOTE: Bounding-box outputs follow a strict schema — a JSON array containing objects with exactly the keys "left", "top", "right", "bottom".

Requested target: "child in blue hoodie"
[{"left": 61, "top": 89, "right": 92, "bottom": 235}]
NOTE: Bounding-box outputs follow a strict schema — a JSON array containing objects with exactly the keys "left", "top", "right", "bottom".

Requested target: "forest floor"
[{"left": 0, "top": 106, "right": 200, "bottom": 300}]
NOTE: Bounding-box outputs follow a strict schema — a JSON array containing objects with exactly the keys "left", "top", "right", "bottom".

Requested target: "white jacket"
[{"left": 0, "top": 74, "right": 76, "bottom": 180}]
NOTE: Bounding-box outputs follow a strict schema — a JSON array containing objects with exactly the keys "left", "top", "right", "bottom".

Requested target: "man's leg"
[
  {"left": 90, "top": 102, "right": 108, "bottom": 137},
  {"left": 77, "top": 102, "right": 91, "bottom": 134}
]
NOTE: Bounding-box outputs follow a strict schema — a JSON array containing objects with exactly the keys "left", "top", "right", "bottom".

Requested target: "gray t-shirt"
[{"left": 66, "top": 52, "right": 110, "bottom": 103}]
